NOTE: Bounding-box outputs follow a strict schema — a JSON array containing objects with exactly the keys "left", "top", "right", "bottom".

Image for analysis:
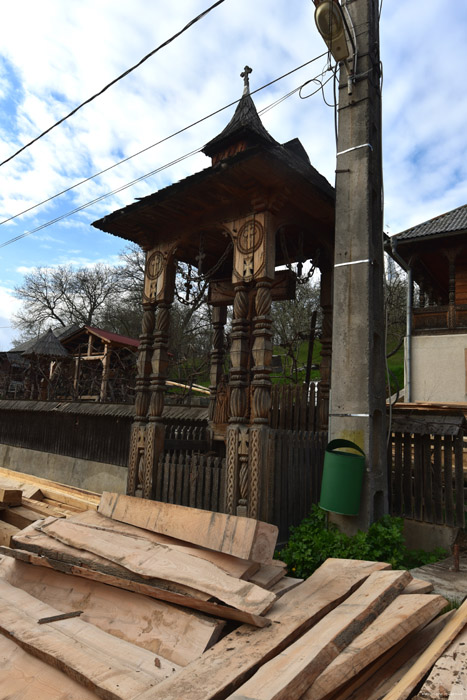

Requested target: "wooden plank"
[
  {"left": 22, "top": 496, "right": 68, "bottom": 518},
  {"left": 98, "top": 492, "right": 278, "bottom": 563},
  {"left": 249, "top": 563, "right": 286, "bottom": 589},
  {"left": 140, "top": 559, "right": 392, "bottom": 700},
  {"left": 393, "top": 432, "right": 403, "bottom": 515},
  {"left": 0, "top": 467, "right": 99, "bottom": 505},
  {"left": 302, "top": 593, "right": 447, "bottom": 700},
  {"left": 402, "top": 433, "right": 413, "bottom": 518},
  {"left": 403, "top": 577, "right": 433, "bottom": 594},
  {"left": 0, "top": 547, "right": 270, "bottom": 628},
  {"left": 0, "top": 520, "right": 20, "bottom": 546},
  {"left": 0, "top": 578, "right": 179, "bottom": 700},
  {"left": 71, "top": 509, "right": 260, "bottom": 580},
  {"left": 329, "top": 611, "right": 455, "bottom": 700},
  {"left": 416, "top": 623, "right": 467, "bottom": 699},
  {"left": 422, "top": 434, "right": 434, "bottom": 523},
  {"left": 0, "top": 555, "right": 222, "bottom": 667},
  {"left": 269, "top": 576, "right": 303, "bottom": 598},
  {"left": 0, "top": 632, "right": 100, "bottom": 700},
  {"left": 454, "top": 429, "right": 465, "bottom": 527},
  {"left": 0, "top": 488, "right": 22, "bottom": 505},
  {"left": 1, "top": 504, "right": 44, "bottom": 530},
  {"left": 226, "top": 569, "right": 411, "bottom": 700},
  {"left": 413, "top": 434, "right": 423, "bottom": 520},
  {"left": 444, "top": 434, "right": 454, "bottom": 526},
  {"left": 381, "top": 597, "right": 467, "bottom": 700},
  {"left": 12, "top": 521, "right": 211, "bottom": 601},
  {"left": 432, "top": 435, "right": 443, "bottom": 524},
  {"left": 39, "top": 517, "right": 276, "bottom": 616}
]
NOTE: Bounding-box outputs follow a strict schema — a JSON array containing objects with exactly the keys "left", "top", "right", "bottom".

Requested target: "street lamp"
[{"left": 313, "top": 0, "right": 357, "bottom": 91}]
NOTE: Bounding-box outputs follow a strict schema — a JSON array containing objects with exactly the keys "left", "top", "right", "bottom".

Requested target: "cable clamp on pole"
[{"left": 337, "top": 143, "right": 373, "bottom": 156}]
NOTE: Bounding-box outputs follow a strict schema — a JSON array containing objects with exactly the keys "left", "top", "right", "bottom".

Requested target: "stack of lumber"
[{"left": 0, "top": 491, "right": 465, "bottom": 699}]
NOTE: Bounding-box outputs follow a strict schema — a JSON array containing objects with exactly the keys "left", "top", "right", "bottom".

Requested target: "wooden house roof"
[{"left": 394, "top": 203, "right": 467, "bottom": 244}]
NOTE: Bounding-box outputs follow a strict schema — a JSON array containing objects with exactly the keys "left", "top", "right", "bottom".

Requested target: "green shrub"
[{"left": 278, "top": 506, "right": 447, "bottom": 578}]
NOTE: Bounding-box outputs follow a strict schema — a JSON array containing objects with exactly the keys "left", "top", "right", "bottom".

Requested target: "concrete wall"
[
  {"left": 0, "top": 443, "right": 127, "bottom": 494},
  {"left": 407, "top": 333, "right": 467, "bottom": 403}
]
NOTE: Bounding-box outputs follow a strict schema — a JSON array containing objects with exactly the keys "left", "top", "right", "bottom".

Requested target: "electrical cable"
[
  {"left": 0, "top": 53, "right": 328, "bottom": 229},
  {"left": 0, "top": 60, "right": 331, "bottom": 250},
  {"left": 0, "top": 0, "right": 226, "bottom": 169}
]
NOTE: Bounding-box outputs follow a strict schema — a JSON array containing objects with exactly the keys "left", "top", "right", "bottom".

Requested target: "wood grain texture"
[
  {"left": 0, "top": 519, "right": 20, "bottom": 546},
  {"left": 1, "top": 504, "right": 46, "bottom": 529},
  {"left": 0, "top": 488, "right": 22, "bottom": 505},
  {"left": 0, "top": 577, "right": 179, "bottom": 700},
  {"left": 1, "top": 546, "right": 271, "bottom": 628},
  {"left": 332, "top": 611, "right": 455, "bottom": 700},
  {"left": 71, "top": 509, "right": 259, "bottom": 580},
  {"left": 413, "top": 623, "right": 467, "bottom": 699},
  {"left": 13, "top": 520, "right": 210, "bottom": 600},
  {"left": 381, "top": 598, "right": 467, "bottom": 700},
  {"left": 0, "top": 555, "right": 222, "bottom": 666},
  {"left": 302, "top": 593, "right": 447, "bottom": 700},
  {"left": 0, "top": 632, "right": 100, "bottom": 700},
  {"left": 227, "top": 569, "right": 412, "bottom": 700},
  {"left": 39, "top": 517, "right": 276, "bottom": 615},
  {"left": 137, "top": 559, "right": 392, "bottom": 700},
  {"left": 404, "top": 578, "right": 434, "bottom": 594},
  {"left": 98, "top": 491, "right": 278, "bottom": 563}
]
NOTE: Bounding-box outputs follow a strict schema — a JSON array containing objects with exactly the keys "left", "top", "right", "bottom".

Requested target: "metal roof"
[{"left": 395, "top": 203, "right": 467, "bottom": 242}]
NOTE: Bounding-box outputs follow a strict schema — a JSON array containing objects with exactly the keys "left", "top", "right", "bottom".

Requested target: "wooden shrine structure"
[{"left": 93, "top": 68, "right": 335, "bottom": 522}]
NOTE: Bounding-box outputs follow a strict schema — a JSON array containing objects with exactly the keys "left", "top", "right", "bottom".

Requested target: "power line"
[
  {"left": 1, "top": 53, "right": 327, "bottom": 229},
  {"left": 0, "top": 0, "right": 226, "bottom": 169},
  {"left": 0, "top": 62, "right": 329, "bottom": 251}
]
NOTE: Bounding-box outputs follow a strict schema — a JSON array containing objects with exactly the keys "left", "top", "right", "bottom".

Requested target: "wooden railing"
[{"left": 413, "top": 303, "right": 467, "bottom": 333}]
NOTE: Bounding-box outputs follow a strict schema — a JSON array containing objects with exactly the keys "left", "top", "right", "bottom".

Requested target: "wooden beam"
[
  {"left": 226, "top": 569, "right": 412, "bottom": 700},
  {"left": 139, "top": 559, "right": 392, "bottom": 700},
  {"left": 39, "top": 517, "right": 276, "bottom": 616},
  {"left": 0, "top": 488, "right": 22, "bottom": 506},
  {"left": 0, "top": 547, "right": 270, "bottom": 628},
  {"left": 208, "top": 269, "right": 296, "bottom": 306},
  {"left": 98, "top": 492, "right": 278, "bottom": 563},
  {"left": 0, "top": 520, "right": 20, "bottom": 546},
  {"left": 1, "top": 505, "right": 46, "bottom": 530},
  {"left": 415, "top": 623, "right": 467, "bottom": 699}
]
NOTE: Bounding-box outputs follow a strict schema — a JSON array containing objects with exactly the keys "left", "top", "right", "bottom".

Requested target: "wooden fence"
[
  {"left": 153, "top": 451, "right": 225, "bottom": 513},
  {"left": 270, "top": 383, "right": 323, "bottom": 431},
  {"left": 272, "top": 429, "right": 328, "bottom": 542},
  {"left": 388, "top": 413, "right": 466, "bottom": 527}
]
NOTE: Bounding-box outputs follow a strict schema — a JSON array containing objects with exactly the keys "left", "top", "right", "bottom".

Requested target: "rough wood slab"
[
  {"left": 138, "top": 559, "right": 392, "bottom": 700},
  {"left": 382, "top": 598, "right": 467, "bottom": 700},
  {"left": 302, "top": 593, "right": 447, "bottom": 700},
  {"left": 248, "top": 563, "right": 286, "bottom": 589},
  {"left": 0, "top": 632, "right": 100, "bottom": 699},
  {"left": 413, "top": 623, "right": 467, "bottom": 699},
  {"left": 334, "top": 611, "right": 455, "bottom": 700},
  {"left": 227, "top": 569, "right": 412, "bottom": 700},
  {"left": 71, "top": 509, "right": 260, "bottom": 580},
  {"left": 0, "top": 520, "right": 20, "bottom": 546},
  {"left": 22, "top": 497, "right": 68, "bottom": 518},
  {"left": 0, "top": 577, "right": 179, "bottom": 700},
  {"left": 0, "top": 555, "right": 222, "bottom": 666},
  {"left": 39, "top": 517, "right": 276, "bottom": 616},
  {"left": 13, "top": 520, "right": 210, "bottom": 600},
  {"left": 0, "top": 488, "right": 22, "bottom": 505},
  {"left": 269, "top": 576, "right": 304, "bottom": 598},
  {"left": 0, "top": 547, "right": 271, "bottom": 628},
  {"left": 404, "top": 578, "right": 434, "bottom": 594},
  {"left": 99, "top": 492, "right": 278, "bottom": 563}
]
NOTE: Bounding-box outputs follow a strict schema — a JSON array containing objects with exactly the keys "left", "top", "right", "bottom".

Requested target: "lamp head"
[{"left": 314, "top": 0, "right": 350, "bottom": 63}]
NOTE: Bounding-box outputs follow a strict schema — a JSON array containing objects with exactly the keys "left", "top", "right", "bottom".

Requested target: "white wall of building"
[{"left": 406, "top": 333, "right": 467, "bottom": 403}]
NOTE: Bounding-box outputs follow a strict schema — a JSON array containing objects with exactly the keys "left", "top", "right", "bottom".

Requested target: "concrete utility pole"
[{"left": 327, "top": 0, "right": 387, "bottom": 532}]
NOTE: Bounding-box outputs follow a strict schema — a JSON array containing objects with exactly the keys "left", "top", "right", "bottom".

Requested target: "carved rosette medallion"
[{"left": 237, "top": 220, "right": 263, "bottom": 255}]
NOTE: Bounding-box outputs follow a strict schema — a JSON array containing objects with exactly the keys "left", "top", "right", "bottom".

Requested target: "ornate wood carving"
[
  {"left": 209, "top": 306, "right": 227, "bottom": 423},
  {"left": 251, "top": 281, "right": 273, "bottom": 424}
]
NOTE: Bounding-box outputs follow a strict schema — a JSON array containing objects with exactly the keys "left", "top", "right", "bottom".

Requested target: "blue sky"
[{"left": 1, "top": 1, "right": 467, "bottom": 349}]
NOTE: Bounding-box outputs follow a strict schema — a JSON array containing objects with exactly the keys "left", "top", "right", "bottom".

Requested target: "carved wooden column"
[
  {"left": 319, "top": 259, "right": 333, "bottom": 431},
  {"left": 225, "top": 212, "right": 276, "bottom": 519},
  {"left": 209, "top": 305, "right": 228, "bottom": 424},
  {"left": 127, "top": 245, "right": 175, "bottom": 499},
  {"left": 127, "top": 299, "right": 155, "bottom": 495},
  {"left": 226, "top": 281, "right": 250, "bottom": 515}
]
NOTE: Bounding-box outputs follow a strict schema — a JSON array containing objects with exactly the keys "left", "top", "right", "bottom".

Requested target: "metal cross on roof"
[{"left": 241, "top": 65, "right": 252, "bottom": 95}]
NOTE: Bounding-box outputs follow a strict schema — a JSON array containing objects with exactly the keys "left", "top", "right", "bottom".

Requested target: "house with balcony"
[{"left": 390, "top": 203, "right": 467, "bottom": 403}]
